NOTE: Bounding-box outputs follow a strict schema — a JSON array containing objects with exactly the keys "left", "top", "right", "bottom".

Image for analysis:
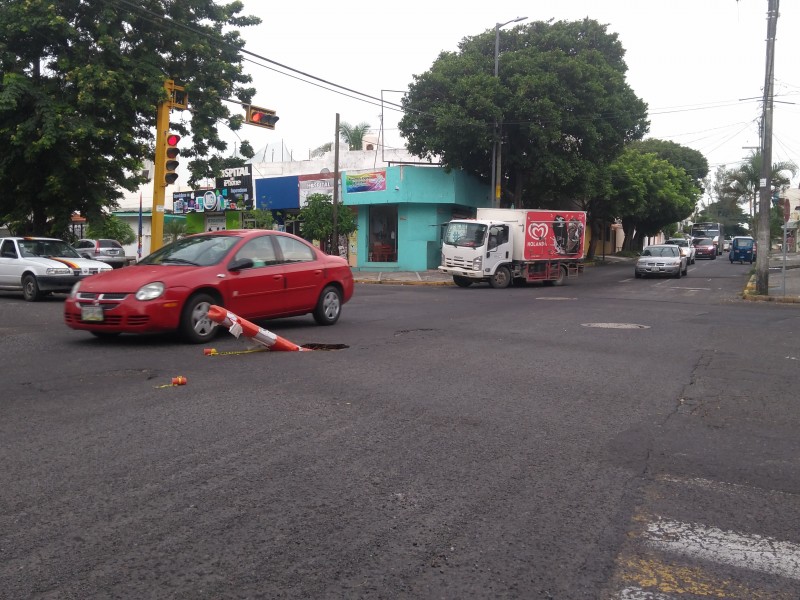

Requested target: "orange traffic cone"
[{"left": 206, "top": 305, "right": 308, "bottom": 352}]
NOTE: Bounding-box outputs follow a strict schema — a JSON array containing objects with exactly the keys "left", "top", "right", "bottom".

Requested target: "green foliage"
[
  {"left": 0, "top": 0, "right": 260, "bottom": 234},
  {"left": 310, "top": 143, "right": 333, "bottom": 158},
  {"left": 86, "top": 214, "right": 136, "bottom": 244},
  {"left": 339, "top": 121, "right": 371, "bottom": 151},
  {"left": 297, "top": 193, "right": 357, "bottom": 253},
  {"left": 398, "top": 18, "right": 649, "bottom": 208},
  {"left": 244, "top": 208, "right": 275, "bottom": 230},
  {"left": 608, "top": 149, "right": 698, "bottom": 250},
  {"left": 163, "top": 218, "right": 187, "bottom": 244},
  {"left": 630, "top": 139, "right": 709, "bottom": 183}
]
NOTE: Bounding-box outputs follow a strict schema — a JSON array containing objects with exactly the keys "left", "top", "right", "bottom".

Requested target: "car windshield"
[
  {"left": 734, "top": 238, "right": 754, "bottom": 248},
  {"left": 642, "top": 247, "right": 678, "bottom": 257},
  {"left": 443, "top": 222, "right": 487, "bottom": 247},
  {"left": 139, "top": 235, "right": 240, "bottom": 266},
  {"left": 693, "top": 238, "right": 713, "bottom": 246},
  {"left": 19, "top": 240, "right": 82, "bottom": 258}
]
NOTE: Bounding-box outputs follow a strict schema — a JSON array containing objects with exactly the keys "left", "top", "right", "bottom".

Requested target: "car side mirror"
[{"left": 228, "top": 257, "right": 254, "bottom": 271}]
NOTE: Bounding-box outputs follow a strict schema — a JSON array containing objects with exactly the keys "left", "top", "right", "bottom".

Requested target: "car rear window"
[{"left": 98, "top": 240, "right": 122, "bottom": 248}]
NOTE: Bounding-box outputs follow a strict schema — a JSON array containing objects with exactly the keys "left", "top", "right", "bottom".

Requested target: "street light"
[{"left": 491, "top": 16, "right": 527, "bottom": 208}]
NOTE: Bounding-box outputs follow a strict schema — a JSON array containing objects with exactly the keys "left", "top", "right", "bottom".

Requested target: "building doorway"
[{"left": 369, "top": 205, "right": 397, "bottom": 262}]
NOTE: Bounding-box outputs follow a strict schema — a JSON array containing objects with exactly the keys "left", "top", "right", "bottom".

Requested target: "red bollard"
[{"left": 206, "top": 305, "right": 308, "bottom": 352}]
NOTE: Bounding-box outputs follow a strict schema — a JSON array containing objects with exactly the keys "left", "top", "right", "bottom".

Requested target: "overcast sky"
[{"left": 227, "top": 1, "right": 799, "bottom": 188}]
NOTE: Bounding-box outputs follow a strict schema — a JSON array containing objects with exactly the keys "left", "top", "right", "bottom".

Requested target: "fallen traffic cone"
[{"left": 206, "top": 305, "right": 308, "bottom": 352}]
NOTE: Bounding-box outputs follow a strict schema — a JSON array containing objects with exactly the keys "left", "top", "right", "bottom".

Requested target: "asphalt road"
[{"left": 1, "top": 258, "right": 799, "bottom": 599}]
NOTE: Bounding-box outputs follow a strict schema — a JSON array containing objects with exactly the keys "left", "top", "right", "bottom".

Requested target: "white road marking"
[
  {"left": 618, "top": 587, "right": 675, "bottom": 600},
  {"left": 645, "top": 518, "right": 800, "bottom": 580}
]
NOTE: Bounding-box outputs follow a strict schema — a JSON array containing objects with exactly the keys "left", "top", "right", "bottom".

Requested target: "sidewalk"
[{"left": 352, "top": 253, "right": 800, "bottom": 303}]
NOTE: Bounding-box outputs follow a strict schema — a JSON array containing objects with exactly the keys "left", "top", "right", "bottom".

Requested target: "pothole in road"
[
  {"left": 301, "top": 343, "right": 349, "bottom": 350},
  {"left": 581, "top": 322, "right": 650, "bottom": 329}
]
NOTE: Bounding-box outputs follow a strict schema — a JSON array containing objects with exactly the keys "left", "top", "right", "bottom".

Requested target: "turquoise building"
[{"left": 343, "top": 165, "right": 489, "bottom": 272}]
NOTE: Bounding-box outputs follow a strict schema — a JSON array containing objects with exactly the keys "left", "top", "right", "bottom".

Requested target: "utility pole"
[
  {"left": 755, "top": 0, "right": 779, "bottom": 295},
  {"left": 491, "top": 16, "right": 527, "bottom": 208},
  {"left": 333, "top": 113, "right": 340, "bottom": 255}
]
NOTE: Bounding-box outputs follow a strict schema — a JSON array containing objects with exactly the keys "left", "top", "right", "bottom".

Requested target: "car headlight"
[
  {"left": 472, "top": 256, "right": 482, "bottom": 271},
  {"left": 136, "top": 282, "right": 165, "bottom": 301},
  {"left": 46, "top": 267, "right": 71, "bottom": 275},
  {"left": 69, "top": 281, "right": 81, "bottom": 298}
]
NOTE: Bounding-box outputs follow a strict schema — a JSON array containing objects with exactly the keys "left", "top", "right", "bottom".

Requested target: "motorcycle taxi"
[{"left": 729, "top": 236, "right": 756, "bottom": 264}]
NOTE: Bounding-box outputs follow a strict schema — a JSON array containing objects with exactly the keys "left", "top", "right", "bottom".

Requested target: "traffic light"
[
  {"left": 245, "top": 104, "right": 279, "bottom": 129},
  {"left": 164, "top": 133, "right": 180, "bottom": 185}
]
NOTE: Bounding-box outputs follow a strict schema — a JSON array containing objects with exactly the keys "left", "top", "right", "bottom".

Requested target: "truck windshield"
[{"left": 443, "top": 223, "right": 487, "bottom": 248}]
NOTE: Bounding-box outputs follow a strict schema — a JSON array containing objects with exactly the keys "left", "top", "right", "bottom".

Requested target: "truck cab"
[{"left": 439, "top": 220, "right": 514, "bottom": 287}]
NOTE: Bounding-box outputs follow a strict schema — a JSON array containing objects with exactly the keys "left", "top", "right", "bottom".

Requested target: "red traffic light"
[
  {"left": 164, "top": 133, "right": 180, "bottom": 185},
  {"left": 246, "top": 105, "right": 279, "bottom": 129}
]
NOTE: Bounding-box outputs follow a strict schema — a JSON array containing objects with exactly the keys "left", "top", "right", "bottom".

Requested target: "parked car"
[
  {"left": 72, "top": 238, "right": 128, "bottom": 268},
  {"left": 64, "top": 229, "right": 355, "bottom": 343},
  {"left": 729, "top": 236, "right": 756, "bottom": 264},
  {"left": 722, "top": 237, "right": 732, "bottom": 252},
  {"left": 692, "top": 237, "right": 717, "bottom": 260},
  {"left": 0, "top": 237, "right": 112, "bottom": 301},
  {"left": 663, "top": 238, "right": 696, "bottom": 264},
  {"left": 634, "top": 244, "right": 688, "bottom": 279}
]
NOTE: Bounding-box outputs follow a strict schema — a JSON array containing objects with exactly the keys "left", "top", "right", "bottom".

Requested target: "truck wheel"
[
  {"left": 552, "top": 266, "right": 567, "bottom": 286},
  {"left": 453, "top": 276, "right": 472, "bottom": 288},
  {"left": 489, "top": 266, "right": 511, "bottom": 289},
  {"left": 22, "top": 274, "right": 42, "bottom": 302}
]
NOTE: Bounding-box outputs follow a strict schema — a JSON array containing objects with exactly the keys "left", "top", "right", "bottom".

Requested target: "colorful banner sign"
[{"left": 345, "top": 170, "right": 386, "bottom": 193}]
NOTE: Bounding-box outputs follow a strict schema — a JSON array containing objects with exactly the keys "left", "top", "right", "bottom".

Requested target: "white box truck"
[{"left": 438, "top": 208, "right": 587, "bottom": 288}]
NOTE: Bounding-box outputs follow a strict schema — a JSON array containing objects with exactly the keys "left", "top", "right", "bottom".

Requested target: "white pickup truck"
[{"left": 0, "top": 236, "right": 112, "bottom": 301}]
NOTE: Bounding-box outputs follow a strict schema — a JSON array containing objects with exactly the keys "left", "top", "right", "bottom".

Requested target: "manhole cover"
[{"left": 581, "top": 323, "right": 650, "bottom": 329}]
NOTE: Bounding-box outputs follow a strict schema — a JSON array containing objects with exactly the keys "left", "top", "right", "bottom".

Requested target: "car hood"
[
  {"left": 74, "top": 264, "right": 213, "bottom": 292},
  {"left": 30, "top": 256, "right": 111, "bottom": 273}
]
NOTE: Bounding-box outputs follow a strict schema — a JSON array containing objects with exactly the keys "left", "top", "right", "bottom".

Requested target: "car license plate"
[{"left": 81, "top": 305, "right": 104, "bottom": 322}]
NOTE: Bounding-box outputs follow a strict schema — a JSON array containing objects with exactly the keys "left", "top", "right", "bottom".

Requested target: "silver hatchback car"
[
  {"left": 72, "top": 239, "right": 128, "bottom": 268},
  {"left": 635, "top": 244, "right": 688, "bottom": 279}
]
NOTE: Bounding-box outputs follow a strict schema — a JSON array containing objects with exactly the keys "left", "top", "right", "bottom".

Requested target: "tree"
[
  {"left": 297, "top": 194, "right": 357, "bottom": 255},
  {"left": 0, "top": 0, "right": 260, "bottom": 236},
  {"left": 630, "top": 139, "right": 709, "bottom": 184},
  {"left": 163, "top": 218, "right": 187, "bottom": 245},
  {"left": 86, "top": 214, "right": 136, "bottom": 245},
  {"left": 607, "top": 149, "right": 698, "bottom": 251},
  {"left": 338, "top": 121, "right": 371, "bottom": 151},
  {"left": 721, "top": 152, "right": 796, "bottom": 232},
  {"left": 398, "top": 18, "right": 649, "bottom": 208},
  {"left": 243, "top": 208, "right": 275, "bottom": 230}
]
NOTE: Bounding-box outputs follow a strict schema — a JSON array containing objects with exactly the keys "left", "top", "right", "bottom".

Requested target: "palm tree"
[
  {"left": 163, "top": 218, "right": 187, "bottom": 244},
  {"left": 338, "top": 121, "right": 371, "bottom": 151},
  {"left": 722, "top": 152, "right": 797, "bottom": 225}
]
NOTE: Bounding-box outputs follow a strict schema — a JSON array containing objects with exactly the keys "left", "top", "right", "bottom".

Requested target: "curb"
[
  {"left": 354, "top": 278, "right": 453, "bottom": 286},
  {"left": 741, "top": 272, "right": 800, "bottom": 303}
]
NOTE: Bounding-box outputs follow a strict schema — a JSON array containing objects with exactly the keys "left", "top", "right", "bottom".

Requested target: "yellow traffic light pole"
[{"left": 151, "top": 79, "right": 187, "bottom": 253}]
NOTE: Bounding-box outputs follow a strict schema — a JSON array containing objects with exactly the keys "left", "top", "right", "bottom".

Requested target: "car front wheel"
[
  {"left": 22, "top": 274, "right": 42, "bottom": 302},
  {"left": 313, "top": 285, "right": 342, "bottom": 325},
  {"left": 180, "top": 293, "right": 219, "bottom": 343}
]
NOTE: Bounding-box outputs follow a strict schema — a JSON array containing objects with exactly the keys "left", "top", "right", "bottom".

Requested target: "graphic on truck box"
[{"left": 524, "top": 211, "right": 585, "bottom": 260}]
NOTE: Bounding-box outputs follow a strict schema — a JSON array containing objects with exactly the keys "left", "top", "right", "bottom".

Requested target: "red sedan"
[
  {"left": 692, "top": 237, "right": 717, "bottom": 260},
  {"left": 64, "top": 230, "right": 354, "bottom": 343}
]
